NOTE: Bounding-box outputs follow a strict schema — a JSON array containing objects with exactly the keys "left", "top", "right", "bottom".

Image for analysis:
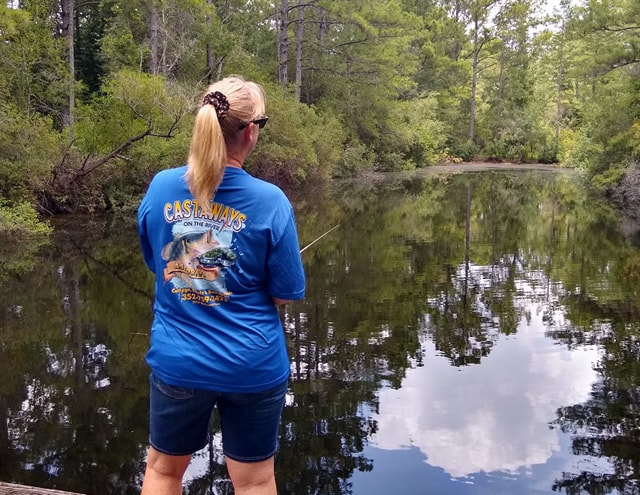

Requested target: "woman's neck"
[{"left": 226, "top": 157, "right": 243, "bottom": 168}]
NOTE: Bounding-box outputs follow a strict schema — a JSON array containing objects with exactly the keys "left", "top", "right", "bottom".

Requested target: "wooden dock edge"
[{"left": 0, "top": 482, "right": 86, "bottom": 495}]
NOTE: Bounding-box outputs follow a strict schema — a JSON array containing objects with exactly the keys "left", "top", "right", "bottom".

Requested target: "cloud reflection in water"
[{"left": 370, "top": 308, "right": 600, "bottom": 480}]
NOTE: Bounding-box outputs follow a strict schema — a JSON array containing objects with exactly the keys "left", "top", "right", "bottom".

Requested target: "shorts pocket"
[{"left": 151, "top": 372, "right": 195, "bottom": 400}]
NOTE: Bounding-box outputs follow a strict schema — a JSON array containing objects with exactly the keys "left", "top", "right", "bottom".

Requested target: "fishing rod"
[{"left": 300, "top": 224, "right": 340, "bottom": 254}]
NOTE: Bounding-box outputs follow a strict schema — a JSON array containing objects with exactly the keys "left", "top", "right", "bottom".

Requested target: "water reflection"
[
  {"left": 1, "top": 170, "right": 640, "bottom": 495},
  {"left": 370, "top": 321, "right": 599, "bottom": 478}
]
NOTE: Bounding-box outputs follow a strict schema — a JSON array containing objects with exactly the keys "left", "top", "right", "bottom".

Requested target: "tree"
[
  {"left": 277, "top": 0, "right": 290, "bottom": 85},
  {"left": 59, "top": 0, "right": 75, "bottom": 140},
  {"left": 405, "top": 0, "right": 473, "bottom": 151},
  {"left": 480, "top": 0, "right": 541, "bottom": 160},
  {"left": 74, "top": 0, "right": 111, "bottom": 96},
  {"left": 46, "top": 70, "right": 191, "bottom": 213},
  {"left": 552, "top": 0, "right": 573, "bottom": 143},
  {"left": 575, "top": 0, "right": 640, "bottom": 75},
  {"left": 461, "top": 0, "right": 502, "bottom": 144},
  {"left": 556, "top": 0, "right": 640, "bottom": 184},
  {"left": 294, "top": 0, "right": 305, "bottom": 102},
  {"left": 296, "top": 0, "right": 423, "bottom": 169},
  {"left": 1, "top": 2, "right": 68, "bottom": 123}
]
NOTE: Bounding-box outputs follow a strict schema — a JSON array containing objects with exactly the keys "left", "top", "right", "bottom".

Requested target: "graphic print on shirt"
[{"left": 161, "top": 199, "right": 246, "bottom": 305}]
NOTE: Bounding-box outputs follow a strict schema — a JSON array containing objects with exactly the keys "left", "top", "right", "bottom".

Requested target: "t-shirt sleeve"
[{"left": 267, "top": 206, "right": 306, "bottom": 300}]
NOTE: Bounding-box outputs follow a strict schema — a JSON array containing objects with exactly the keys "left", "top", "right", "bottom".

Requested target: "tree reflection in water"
[{"left": 1, "top": 170, "right": 640, "bottom": 495}]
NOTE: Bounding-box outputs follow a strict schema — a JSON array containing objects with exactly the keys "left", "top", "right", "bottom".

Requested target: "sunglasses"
[{"left": 239, "top": 116, "right": 268, "bottom": 130}]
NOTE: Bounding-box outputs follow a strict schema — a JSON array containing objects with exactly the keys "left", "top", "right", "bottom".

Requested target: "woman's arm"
[{"left": 272, "top": 297, "right": 291, "bottom": 306}]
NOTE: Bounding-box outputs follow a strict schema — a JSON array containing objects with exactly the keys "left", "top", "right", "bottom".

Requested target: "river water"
[{"left": 1, "top": 167, "right": 640, "bottom": 495}]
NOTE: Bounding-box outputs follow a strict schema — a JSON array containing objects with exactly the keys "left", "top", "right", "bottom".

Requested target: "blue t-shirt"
[{"left": 138, "top": 165, "right": 305, "bottom": 392}]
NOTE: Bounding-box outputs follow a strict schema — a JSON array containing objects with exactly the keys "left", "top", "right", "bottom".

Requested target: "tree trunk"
[
  {"left": 465, "top": 182, "right": 471, "bottom": 283},
  {"left": 470, "top": 20, "right": 479, "bottom": 144},
  {"left": 206, "top": 0, "right": 214, "bottom": 84},
  {"left": 294, "top": 0, "right": 305, "bottom": 102},
  {"left": 205, "top": 0, "right": 226, "bottom": 82},
  {"left": 309, "top": 5, "right": 328, "bottom": 101},
  {"left": 60, "top": 0, "right": 75, "bottom": 141},
  {"left": 318, "top": 6, "right": 328, "bottom": 45},
  {"left": 555, "top": 19, "right": 565, "bottom": 143},
  {"left": 277, "top": 0, "right": 289, "bottom": 85},
  {"left": 149, "top": 5, "right": 159, "bottom": 75},
  {"left": 160, "top": 8, "right": 168, "bottom": 76},
  {"left": 495, "top": 47, "right": 505, "bottom": 131}
]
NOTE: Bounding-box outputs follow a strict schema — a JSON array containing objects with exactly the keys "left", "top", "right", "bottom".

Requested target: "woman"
[{"left": 137, "top": 76, "right": 306, "bottom": 495}]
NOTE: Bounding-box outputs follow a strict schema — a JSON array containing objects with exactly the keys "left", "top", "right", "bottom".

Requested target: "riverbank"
[
  {"left": 347, "top": 162, "right": 572, "bottom": 188},
  {"left": 430, "top": 162, "right": 565, "bottom": 172}
]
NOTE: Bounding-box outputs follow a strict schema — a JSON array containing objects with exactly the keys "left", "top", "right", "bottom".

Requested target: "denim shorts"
[{"left": 149, "top": 372, "right": 288, "bottom": 462}]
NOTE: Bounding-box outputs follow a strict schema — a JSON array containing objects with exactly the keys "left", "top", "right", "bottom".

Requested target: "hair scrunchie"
[{"left": 203, "top": 91, "right": 230, "bottom": 120}]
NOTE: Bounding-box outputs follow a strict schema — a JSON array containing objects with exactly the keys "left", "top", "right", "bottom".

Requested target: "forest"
[{"left": 1, "top": 0, "right": 639, "bottom": 235}]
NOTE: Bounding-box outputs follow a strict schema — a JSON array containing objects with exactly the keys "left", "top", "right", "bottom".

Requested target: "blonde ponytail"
[
  {"left": 186, "top": 105, "right": 227, "bottom": 211},
  {"left": 185, "top": 76, "right": 266, "bottom": 212}
]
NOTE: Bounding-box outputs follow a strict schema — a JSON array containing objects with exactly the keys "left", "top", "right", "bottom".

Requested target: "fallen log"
[{"left": 0, "top": 482, "right": 86, "bottom": 495}]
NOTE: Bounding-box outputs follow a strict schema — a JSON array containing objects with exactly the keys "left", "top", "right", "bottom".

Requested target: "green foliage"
[
  {"left": 0, "top": 200, "right": 52, "bottom": 237},
  {"left": 99, "top": 2, "right": 149, "bottom": 74},
  {"left": 319, "top": 0, "right": 422, "bottom": 93},
  {"left": 248, "top": 84, "right": 346, "bottom": 186},
  {"left": 590, "top": 163, "right": 626, "bottom": 194},
  {"left": 104, "top": 127, "right": 192, "bottom": 214},
  {"left": 0, "top": 102, "right": 61, "bottom": 204},
  {"left": 72, "top": 70, "right": 192, "bottom": 212},
  {"left": 375, "top": 151, "right": 416, "bottom": 172},
  {"left": 478, "top": 97, "right": 551, "bottom": 163},
  {"left": 449, "top": 140, "right": 479, "bottom": 162},
  {"left": 559, "top": 72, "right": 639, "bottom": 184},
  {"left": 301, "top": 0, "right": 423, "bottom": 168},
  {"left": 393, "top": 94, "right": 448, "bottom": 166},
  {"left": 481, "top": 139, "right": 518, "bottom": 162},
  {"left": 1, "top": 0, "right": 640, "bottom": 218},
  {"left": 562, "top": 130, "right": 605, "bottom": 170},
  {"left": 128, "top": 121, "right": 193, "bottom": 171},
  {"left": 75, "top": 70, "right": 191, "bottom": 154},
  {"left": 572, "top": 0, "right": 640, "bottom": 76},
  {"left": 538, "top": 141, "right": 559, "bottom": 164},
  {"left": 333, "top": 143, "right": 375, "bottom": 179},
  {"left": 0, "top": 2, "right": 68, "bottom": 124},
  {"left": 75, "top": 1, "right": 112, "bottom": 95}
]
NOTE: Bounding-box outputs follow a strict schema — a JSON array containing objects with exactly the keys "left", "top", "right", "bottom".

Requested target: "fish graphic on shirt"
[
  {"left": 162, "top": 230, "right": 219, "bottom": 267},
  {"left": 162, "top": 230, "right": 221, "bottom": 286}
]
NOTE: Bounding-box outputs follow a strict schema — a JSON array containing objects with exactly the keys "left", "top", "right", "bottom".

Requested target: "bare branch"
[
  {"left": 477, "top": 60, "right": 499, "bottom": 75},
  {"left": 591, "top": 56, "right": 640, "bottom": 76},
  {"left": 52, "top": 139, "right": 75, "bottom": 184},
  {"left": 75, "top": 1, "right": 101, "bottom": 10},
  {"left": 71, "top": 128, "right": 153, "bottom": 181},
  {"left": 595, "top": 25, "right": 640, "bottom": 33}
]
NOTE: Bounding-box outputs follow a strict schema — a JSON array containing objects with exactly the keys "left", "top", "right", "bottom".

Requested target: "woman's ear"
[
  {"left": 241, "top": 123, "right": 255, "bottom": 143},
  {"left": 242, "top": 122, "right": 259, "bottom": 155}
]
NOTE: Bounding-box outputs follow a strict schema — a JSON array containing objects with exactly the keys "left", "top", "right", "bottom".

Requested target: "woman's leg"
[
  {"left": 225, "top": 456, "right": 277, "bottom": 495},
  {"left": 141, "top": 446, "right": 192, "bottom": 495},
  {"left": 216, "top": 380, "right": 288, "bottom": 495},
  {"left": 145, "top": 373, "right": 216, "bottom": 494}
]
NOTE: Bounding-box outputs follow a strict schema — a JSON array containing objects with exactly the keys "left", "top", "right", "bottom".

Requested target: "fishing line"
[{"left": 299, "top": 224, "right": 340, "bottom": 254}]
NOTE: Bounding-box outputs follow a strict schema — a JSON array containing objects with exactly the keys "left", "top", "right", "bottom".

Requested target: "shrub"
[
  {"left": 562, "top": 131, "right": 604, "bottom": 171},
  {"left": 538, "top": 142, "right": 559, "bottom": 164},
  {"left": 449, "top": 141, "right": 478, "bottom": 162},
  {"left": 248, "top": 84, "right": 345, "bottom": 187},
  {"left": 333, "top": 143, "right": 374, "bottom": 179},
  {"left": 0, "top": 201, "right": 52, "bottom": 237},
  {"left": 0, "top": 103, "right": 61, "bottom": 205},
  {"left": 392, "top": 95, "right": 448, "bottom": 167}
]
